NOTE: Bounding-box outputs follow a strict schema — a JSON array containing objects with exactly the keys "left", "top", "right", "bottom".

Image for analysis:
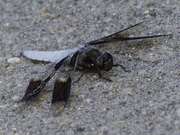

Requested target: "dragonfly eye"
[
  {"left": 96, "top": 52, "right": 113, "bottom": 71},
  {"left": 96, "top": 55, "right": 103, "bottom": 68},
  {"left": 103, "top": 52, "right": 113, "bottom": 71}
]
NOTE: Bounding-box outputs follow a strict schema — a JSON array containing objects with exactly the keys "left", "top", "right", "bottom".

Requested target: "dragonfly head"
[{"left": 96, "top": 52, "right": 113, "bottom": 71}]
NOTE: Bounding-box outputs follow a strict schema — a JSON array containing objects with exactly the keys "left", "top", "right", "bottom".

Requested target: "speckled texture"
[{"left": 0, "top": 0, "right": 179, "bottom": 134}]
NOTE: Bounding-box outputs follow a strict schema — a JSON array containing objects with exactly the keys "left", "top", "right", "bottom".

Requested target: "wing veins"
[{"left": 86, "top": 22, "right": 143, "bottom": 45}]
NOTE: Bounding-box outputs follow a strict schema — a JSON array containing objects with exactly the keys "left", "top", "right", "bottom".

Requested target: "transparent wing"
[
  {"left": 86, "top": 22, "right": 169, "bottom": 45},
  {"left": 21, "top": 47, "right": 80, "bottom": 63}
]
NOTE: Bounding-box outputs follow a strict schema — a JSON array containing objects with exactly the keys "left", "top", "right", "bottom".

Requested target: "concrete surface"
[{"left": 0, "top": 0, "right": 179, "bottom": 134}]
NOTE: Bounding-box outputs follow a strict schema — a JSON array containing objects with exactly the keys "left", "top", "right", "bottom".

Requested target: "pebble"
[
  {"left": 138, "top": 70, "right": 145, "bottom": 76},
  {"left": 7, "top": 57, "right": 20, "bottom": 64},
  {"left": 41, "top": 12, "right": 51, "bottom": 18},
  {"left": 100, "top": 126, "right": 108, "bottom": 132},
  {"left": 104, "top": 18, "right": 112, "bottom": 23},
  {"left": 95, "top": 82, "right": 104, "bottom": 87},
  {"left": 79, "top": 94, "right": 85, "bottom": 99},
  {"left": 141, "top": 110, "right": 147, "bottom": 115},
  {"left": 16, "top": 84, "right": 23, "bottom": 88},
  {"left": 85, "top": 98, "right": 91, "bottom": 103},
  {"left": 7, "top": 66, "right": 14, "bottom": 73},
  {"left": 0, "top": 57, "right": 4, "bottom": 61},
  {"left": 11, "top": 95, "right": 19, "bottom": 101},
  {"left": 176, "top": 108, "right": 180, "bottom": 117},
  {"left": 0, "top": 104, "right": 8, "bottom": 109},
  {"left": 144, "top": 10, "right": 150, "bottom": 15},
  {"left": 13, "top": 104, "right": 19, "bottom": 108},
  {"left": 108, "top": 85, "right": 113, "bottom": 90}
]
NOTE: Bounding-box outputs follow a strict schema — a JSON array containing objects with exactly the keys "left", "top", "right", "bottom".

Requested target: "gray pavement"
[{"left": 0, "top": 0, "right": 179, "bottom": 134}]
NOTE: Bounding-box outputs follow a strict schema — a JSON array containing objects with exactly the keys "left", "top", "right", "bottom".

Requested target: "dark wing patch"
[
  {"left": 19, "top": 79, "right": 43, "bottom": 104},
  {"left": 19, "top": 56, "right": 69, "bottom": 106},
  {"left": 52, "top": 77, "right": 72, "bottom": 107}
]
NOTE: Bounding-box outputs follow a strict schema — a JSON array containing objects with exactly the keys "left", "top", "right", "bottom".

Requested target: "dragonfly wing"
[
  {"left": 86, "top": 22, "right": 169, "bottom": 46},
  {"left": 52, "top": 77, "right": 71, "bottom": 107},
  {"left": 21, "top": 47, "right": 80, "bottom": 63},
  {"left": 86, "top": 22, "right": 143, "bottom": 45}
]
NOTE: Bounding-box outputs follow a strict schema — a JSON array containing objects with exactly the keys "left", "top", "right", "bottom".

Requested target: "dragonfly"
[{"left": 19, "top": 22, "right": 169, "bottom": 108}]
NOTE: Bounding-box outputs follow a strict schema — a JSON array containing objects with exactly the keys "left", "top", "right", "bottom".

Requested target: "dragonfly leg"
[
  {"left": 113, "top": 64, "right": 131, "bottom": 72},
  {"left": 74, "top": 71, "right": 90, "bottom": 83},
  {"left": 98, "top": 72, "right": 113, "bottom": 82}
]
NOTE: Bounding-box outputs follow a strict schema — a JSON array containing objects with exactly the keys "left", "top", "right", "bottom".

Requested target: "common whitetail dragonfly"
[{"left": 19, "top": 22, "right": 169, "bottom": 108}]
